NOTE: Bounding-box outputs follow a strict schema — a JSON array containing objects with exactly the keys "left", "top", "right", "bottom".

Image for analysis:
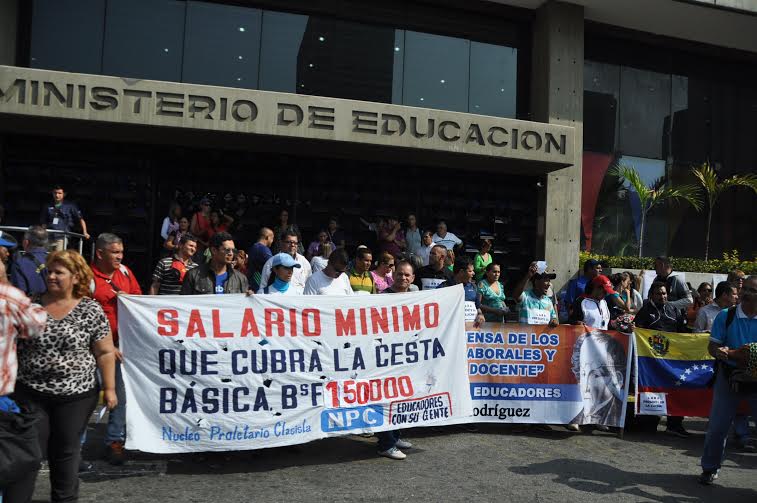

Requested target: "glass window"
[
  {"left": 260, "top": 14, "right": 396, "bottom": 102},
  {"left": 259, "top": 11, "right": 309, "bottom": 93},
  {"left": 618, "top": 67, "right": 671, "bottom": 159},
  {"left": 102, "top": 0, "right": 185, "bottom": 82},
  {"left": 469, "top": 42, "right": 517, "bottom": 118},
  {"left": 30, "top": 0, "right": 105, "bottom": 74},
  {"left": 402, "top": 31, "right": 469, "bottom": 113},
  {"left": 182, "top": 1, "right": 261, "bottom": 89},
  {"left": 584, "top": 60, "right": 619, "bottom": 153},
  {"left": 391, "top": 31, "right": 405, "bottom": 105}
]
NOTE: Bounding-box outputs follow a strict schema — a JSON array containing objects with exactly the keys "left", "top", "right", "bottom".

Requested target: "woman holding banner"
[
  {"left": 10, "top": 250, "right": 118, "bottom": 503},
  {"left": 258, "top": 253, "right": 304, "bottom": 295},
  {"left": 477, "top": 263, "right": 507, "bottom": 322}
]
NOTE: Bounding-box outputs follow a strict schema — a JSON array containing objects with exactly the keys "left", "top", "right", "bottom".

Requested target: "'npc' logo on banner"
[{"left": 648, "top": 333, "right": 670, "bottom": 357}]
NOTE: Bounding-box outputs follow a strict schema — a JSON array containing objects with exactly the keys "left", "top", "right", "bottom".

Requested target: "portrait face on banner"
[{"left": 571, "top": 331, "right": 627, "bottom": 426}]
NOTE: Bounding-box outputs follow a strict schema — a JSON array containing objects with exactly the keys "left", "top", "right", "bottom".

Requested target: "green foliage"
[
  {"left": 690, "top": 162, "right": 757, "bottom": 261},
  {"left": 579, "top": 250, "right": 757, "bottom": 275},
  {"left": 609, "top": 164, "right": 703, "bottom": 257}
]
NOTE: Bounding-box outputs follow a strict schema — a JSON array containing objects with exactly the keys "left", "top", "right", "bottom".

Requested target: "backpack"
[{"left": 721, "top": 306, "right": 757, "bottom": 393}]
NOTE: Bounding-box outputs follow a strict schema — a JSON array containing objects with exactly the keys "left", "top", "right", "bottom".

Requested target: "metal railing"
[{"left": 0, "top": 226, "right": 94, "bottom": 262}]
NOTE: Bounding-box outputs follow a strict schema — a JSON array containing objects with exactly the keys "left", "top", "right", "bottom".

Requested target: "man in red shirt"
[{"left": 90, "top": 233, "right": 141, "bottom": 465}]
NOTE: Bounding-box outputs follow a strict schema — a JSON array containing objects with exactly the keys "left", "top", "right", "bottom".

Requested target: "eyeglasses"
[{"left": 219, "top": 248, "right": 236, "bottom": 255}]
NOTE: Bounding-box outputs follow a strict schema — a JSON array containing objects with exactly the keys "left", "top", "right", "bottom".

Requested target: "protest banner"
[
  {"left": 634, "top": 328, "right": 714, "bottom": 417},
  {"left": 462, "top": 323, "right": 632, "bottom": 427},
  {"left": 118, "top": 286, "right": 472, "bottom": 453}
]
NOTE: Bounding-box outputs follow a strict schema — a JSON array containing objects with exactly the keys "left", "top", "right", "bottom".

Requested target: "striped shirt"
[
  {"left": 0, "top": 283, "right": 46, "bottom": 395},
  {"left": 348, "top": 268, "right": 376, "bottom": 295},
  {"left": 152, "top": 256, "right": 198, "bottom": 295}
]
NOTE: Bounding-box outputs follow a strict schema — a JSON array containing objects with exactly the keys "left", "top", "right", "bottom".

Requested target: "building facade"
[{"left": 1, "top": 0, "right": 755, "bottom": 287}]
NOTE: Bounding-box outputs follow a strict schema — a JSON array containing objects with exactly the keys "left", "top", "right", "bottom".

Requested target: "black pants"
[
  {"left": 667, "top": 416, "right": 684, "bottom": 428},
  {"left": 6, "top": 385, "right": 98, "bottom": 503}
]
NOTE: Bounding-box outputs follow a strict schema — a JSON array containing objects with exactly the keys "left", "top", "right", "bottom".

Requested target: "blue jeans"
[
  {"left": 701, "top": 370, "right": 757, "bottom": 472},
  {"left": 377, "top": 430, "right": 400, "bottom": 451},
  {"left": 733, "top": 415, "right": 751, "bottom": 442},
  {"left": 105, "top": 361, "right": 126, "bottom": 444}
]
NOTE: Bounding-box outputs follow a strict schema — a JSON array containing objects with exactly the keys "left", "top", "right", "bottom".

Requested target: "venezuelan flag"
[{"left": 635, "top": 328, "right": 714, "bottom": 417}]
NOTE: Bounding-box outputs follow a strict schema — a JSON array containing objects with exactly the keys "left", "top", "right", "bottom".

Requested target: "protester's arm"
[
  {"left": 160, "top": 218, "right": 170, "bottom": 240},
  {"left": 8, "top": 293, "right": 46, "bottom": 339},
  {"left": 667, "top": 277, "right": 693, "bottom": 311},
  {"left": 511, "top": 262, "right": 537, "bottom": 302},
  {"left": 190, "top": 213, "right": 201, "bottom": 236},
  {"left": 676, "top": 307, "right": 690, "bottom": 333},
  {"left": 92, "top": 334, "right": 118, "bottom": 410},
  {"left": 164, "top": 235, "right": 177, "bottom": 251},
  {"left": 79, "top": 217, "right": 90, "bottom": 240},
  {"left": 148, "top": 280, "right": 160, "bottom": 295},
  {"left": 548, "top": 302, "right": 558, "bottom": 328},
  {"left": 608, "top": 293, "right": 629, "bottom": 313},
  {"left": 568, "top": 298, "right": 584, "bottom": 325}
]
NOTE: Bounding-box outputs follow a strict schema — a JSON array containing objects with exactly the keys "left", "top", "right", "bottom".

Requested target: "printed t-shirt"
[
  {"left": 215, "top": 271, "right": 229, "bottom": 294},
  {"left": 518, "top": 289, "right": 557, "bottom": 325}
]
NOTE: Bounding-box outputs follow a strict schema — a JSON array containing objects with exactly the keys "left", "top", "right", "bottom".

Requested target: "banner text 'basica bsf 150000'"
[{"left": 117, "top": 286, "right": 471, "bottom": 453}]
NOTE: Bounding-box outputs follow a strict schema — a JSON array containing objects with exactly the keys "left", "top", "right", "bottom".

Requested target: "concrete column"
[
  {"left": 531, "top": 0, "right": 583, "bottom": 293},
  {"left": 0, "top": 0, "right": 18, "bottom": 66}
]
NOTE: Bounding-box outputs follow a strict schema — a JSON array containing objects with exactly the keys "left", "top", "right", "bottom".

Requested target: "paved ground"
[{"left": 33, "top": 418, "right": 756, "bottom": 503}]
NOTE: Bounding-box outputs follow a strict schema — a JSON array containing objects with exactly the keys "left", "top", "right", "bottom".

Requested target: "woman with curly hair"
[{"left": 10, "top": 250, "right": 118, "bottom": 503}]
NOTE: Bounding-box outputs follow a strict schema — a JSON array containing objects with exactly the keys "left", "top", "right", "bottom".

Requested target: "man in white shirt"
[
  {"left": 260, "top": 230, "right": 311, "bottom": 291},
  {"left": 304, "top": 248, "right": 353, "bottom": 295},
  {"left": 694, "top": 281, "right": 739, "bottom": 332},
  {"left": 417, "top": 231, "right": 434, "bottom": 266},
  {"left": 432, "top": 221, "right": 462, "bottom": 250}
]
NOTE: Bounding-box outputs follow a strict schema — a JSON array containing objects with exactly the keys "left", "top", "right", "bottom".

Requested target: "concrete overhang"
[
  {"left": 0, "top": 66, "right": 575, "bottom": 175},
  {"left": 490, "top": 0, "right": 757, "bottom": 54}
]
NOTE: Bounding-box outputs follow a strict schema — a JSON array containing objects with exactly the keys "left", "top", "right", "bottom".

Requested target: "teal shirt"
[
  {"left": 478, "top": 280, "right": 506, "bottom": 322},
  {"left": 518, "top": 289, "right": 557, "bottom": 325}
]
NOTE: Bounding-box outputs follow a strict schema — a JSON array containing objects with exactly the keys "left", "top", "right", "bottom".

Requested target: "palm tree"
[
  {"left": 691, "top": 162, "right": 757, "bottom": 261},
  {"left": 609, "top": 164, "right": 703, "bottom": 258}
]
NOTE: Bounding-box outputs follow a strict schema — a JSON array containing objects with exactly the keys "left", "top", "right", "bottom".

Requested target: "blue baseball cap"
[
  {"left": 271, "top": 253, "right": 301, "bottom": 269},
  {"left": 0, "top": 231, "right": 17, "bottom": 248}
]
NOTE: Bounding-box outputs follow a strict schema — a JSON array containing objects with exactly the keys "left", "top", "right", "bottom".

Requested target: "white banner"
[{"left": 118, "top": 286, "right": 471, "bottom": 453}]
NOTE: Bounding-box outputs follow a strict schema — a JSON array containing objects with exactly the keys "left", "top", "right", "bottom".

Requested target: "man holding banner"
[
  {"left": 700, "top": 276, "right": 757, "bottom": 485},
  {"left": 635, "top": 281, "right": 691, "bottom": 438},
  {"left": 512, "top": 261, "right": 558, "bottom": 328}
]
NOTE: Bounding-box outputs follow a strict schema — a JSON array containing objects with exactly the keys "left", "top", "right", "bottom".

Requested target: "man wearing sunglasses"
[{"left": 181, "top": 232, "right": 249, "bottom": 295}]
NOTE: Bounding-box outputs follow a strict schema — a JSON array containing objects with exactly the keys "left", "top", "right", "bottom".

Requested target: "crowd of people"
[{"left": 0, "top": 186, "right": 755, "bottom": 501}]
